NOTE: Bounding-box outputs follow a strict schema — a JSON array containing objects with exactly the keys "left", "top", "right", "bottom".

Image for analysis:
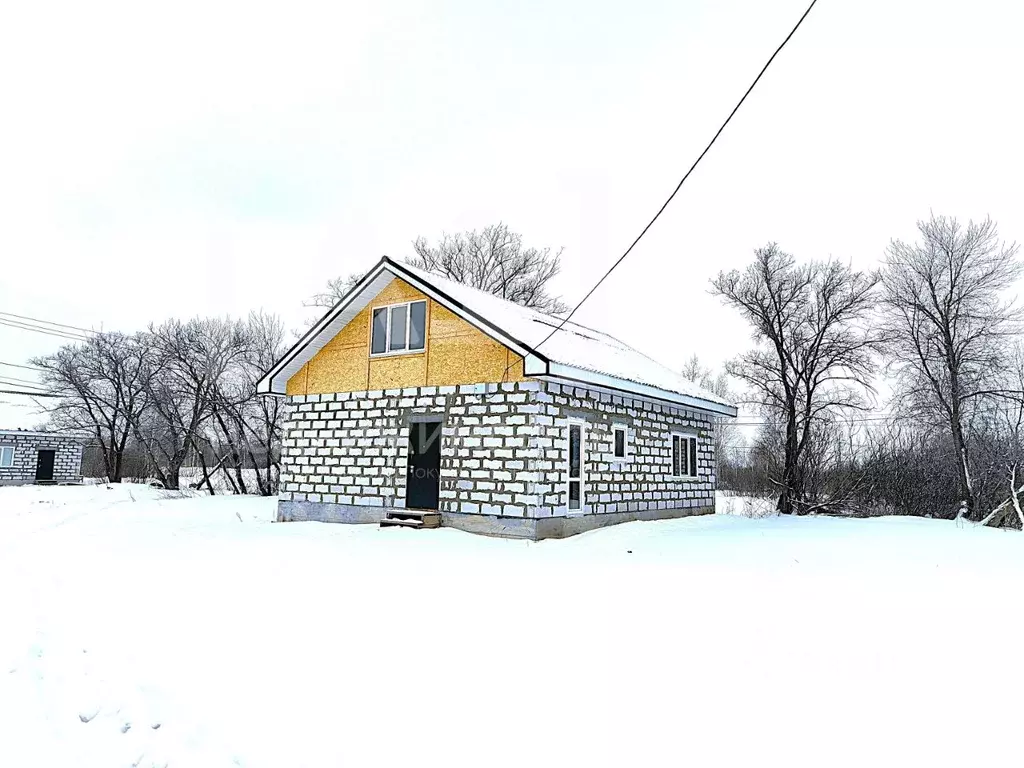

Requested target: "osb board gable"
[
  {"left": 285, "top": 277, "right": 525, "bottom": 395},
  {"left": 426, "top": 304, "right": 523, "bottom": 385}
]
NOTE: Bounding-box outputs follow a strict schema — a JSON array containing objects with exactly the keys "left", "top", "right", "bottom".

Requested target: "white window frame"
[
  {"left": 612, "top": 423, "right": 628, "bottom": 462},
  {"left": 370, "top": 300, "right": 428, "bottom": 357},
  {"left": 670, "top": 431, "right": 699, "bottom": 479},
  {"left": 0, "top": 445, "right": 14, "bottom": 468},
  {"left": 565, "top": 418, "right": 587, "bottom": 515}
]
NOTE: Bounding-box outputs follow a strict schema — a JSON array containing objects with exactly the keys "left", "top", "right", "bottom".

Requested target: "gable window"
[
  {"left": 671, "top": 433, "right": 698, "bottom": 478},
  {"left": 371, "top": 300, "right": 427, "bottom": 356},
  {"left": 0, "top": 445, "right": 13, "bottom": 468},
  {"left": 612, "top": 425, "right": 627, "bottom": 460}
]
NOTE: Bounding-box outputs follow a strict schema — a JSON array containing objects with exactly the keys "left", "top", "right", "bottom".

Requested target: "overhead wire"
[
  {"left": 0, "top": 388, "right": 61, "bottom": 398},
  {"left": 0, "top": 310, "right": 97, "bottom": 334},
  {"left": 0, "top": 317, "right": 91, "bottom": 342},
  {"left": 0, "top": 374, "right": 47, "bottom": 389},
  {"left": 502, "top": 0, "right": 821, "bottom": 380},
  {"left": 0, "top": 360, "right": 44, "bottom": 372}
]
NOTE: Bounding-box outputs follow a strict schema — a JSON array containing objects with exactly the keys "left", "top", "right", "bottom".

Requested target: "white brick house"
[
  {"left": 258, "top": 257, "right": 736, "bottom": 539},
  {"left": 0, "top": 429, "right": 83, "bottom": 486}
]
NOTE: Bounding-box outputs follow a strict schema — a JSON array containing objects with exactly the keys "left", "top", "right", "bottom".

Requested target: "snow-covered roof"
[{"left": 259, "top": 257, "right": 737, "bottom": 417}]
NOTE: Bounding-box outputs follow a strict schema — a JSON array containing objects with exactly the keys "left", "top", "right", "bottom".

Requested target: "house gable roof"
[{"left": 258, "top": 257, "right": 737, "bottom": 418}]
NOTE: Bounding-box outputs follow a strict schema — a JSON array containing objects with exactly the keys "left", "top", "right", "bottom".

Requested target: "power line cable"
[
  {"left": 0, "top": 360, "right": 44, "bottom": 372},
  {"left": 0, "top": 374, "right": 46, "bottom": 388},
  {"left": 0, "top": 388, "right": 61, "bottom": 398},
  {"left": 0, "top": 318, "right": 91, "bottom": 342},
  {"left": 503, "top": 0, "right": 820, "bottom": 380},
  {"left": 0, "top": 317, "right": 90, "bottom": 340},
  {"left": 0, "top": 310, "right": 96, "bottom": 335}
]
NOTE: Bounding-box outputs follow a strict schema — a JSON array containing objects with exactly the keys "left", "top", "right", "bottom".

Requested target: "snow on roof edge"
[{"left": 392, "top": 259, "right": 737, "bottom": 412}]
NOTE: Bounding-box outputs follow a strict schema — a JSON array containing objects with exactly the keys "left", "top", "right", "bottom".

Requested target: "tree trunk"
[
  {"left": 778, "top": 409, "right": 801, "bottom": 514},
  {"left": 948, "top": 407, "right": 974, "bottom": 519}
]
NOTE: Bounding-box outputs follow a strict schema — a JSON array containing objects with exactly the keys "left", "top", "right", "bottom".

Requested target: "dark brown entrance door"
[
  {"left": 35, "top": 449, "right": 56, "bottom": 482},
  {"left": 406, "top": 420, "right": 442, "bottom": 510}
]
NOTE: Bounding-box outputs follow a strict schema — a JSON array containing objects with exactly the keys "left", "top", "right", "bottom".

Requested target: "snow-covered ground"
[{"left": 1, "top": 485, "right": 1022, "bottom": 767}]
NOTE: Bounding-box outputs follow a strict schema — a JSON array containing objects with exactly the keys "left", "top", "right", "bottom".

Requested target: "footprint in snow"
[{"left": 79, "top": 709, "right": 99, "bottom": 723}]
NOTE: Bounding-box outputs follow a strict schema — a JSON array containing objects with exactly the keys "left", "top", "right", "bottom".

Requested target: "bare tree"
[
  {"left": 306, "top": 274, "right": 363, "bottom": 309},
  {"left": 33, "top": 333, "right": 150, "bottom": 482},
  {"left": 409, "top": 223, "right": 567, "bottom": 313},
  {"left": 311, "top": 224, "right": 568, "bottom": 314},
  {"left": 205, "top": 312, "right": 286, "bottom": 495},
  {"left": 136, "top": 318, "right": 248, "bottom": 490},
  {"left": 711, "top": 244, "right": 881, "bottom": 514},
  {"left": 880, "top": 215, "right": 1022, "bottom": 520},
  {"left": 34, "top": 314, "right": 284, "bottom": 495}
]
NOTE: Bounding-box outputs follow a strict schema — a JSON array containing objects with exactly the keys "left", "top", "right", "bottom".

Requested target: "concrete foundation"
[{"left": 276, "top": 499, "right": 713, "bottom": 540}]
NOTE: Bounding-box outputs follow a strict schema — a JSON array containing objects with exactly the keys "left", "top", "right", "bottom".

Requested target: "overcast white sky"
[{"left": 1, "top": 0, "right": 1021, "bottom": 429}]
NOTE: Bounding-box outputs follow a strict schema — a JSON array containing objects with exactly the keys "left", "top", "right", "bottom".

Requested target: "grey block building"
[
  {"left": 0, "top": 429, "right": 84, "bottom": 486},
  {"left": 258, "top": 257, "right": 737, "bottom": 539}
]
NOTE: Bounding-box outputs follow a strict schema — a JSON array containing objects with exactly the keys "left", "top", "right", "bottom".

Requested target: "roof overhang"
[
  {"left": 523, "top": 359, "right": 738, "bottom": 418},
  {"left": 258, "top": 257, "right": 738, "bottom": 420}
]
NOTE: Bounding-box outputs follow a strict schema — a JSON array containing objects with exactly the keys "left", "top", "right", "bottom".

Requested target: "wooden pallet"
[{"left": 380, "top": 510, "right": 442, "bottom": 530}]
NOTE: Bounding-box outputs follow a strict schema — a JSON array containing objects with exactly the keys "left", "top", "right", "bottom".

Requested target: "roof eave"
[
  {"left": 255, "top": 258, "right": 394, "bottom": 395},
  {"left": 535, "top": 362, "right": 738, "bottom": 418}
]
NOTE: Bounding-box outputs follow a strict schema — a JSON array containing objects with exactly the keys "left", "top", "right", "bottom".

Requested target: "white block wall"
[
  {"left": 531, "top": 381, "right": 716, "bottom": 517},
  {"left": 278, "top": 381, "right": 543, "bottom": 517},
  {"left": 0, "top": 432, "right": 83, "bottom": 486},
  {"left": 278, "top": 379, "right": 716, "bottom": 519}
]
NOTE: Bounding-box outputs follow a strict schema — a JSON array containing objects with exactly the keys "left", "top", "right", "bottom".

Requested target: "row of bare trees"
[
  {"left": 714, "top": 214, "right": 1024, "bottom": 524},
  {"left": 33, "top": 313, "right": 286, "bottom": 493},
  {"left": 29, "top": 223, "right": 565, "bottom": 495}
]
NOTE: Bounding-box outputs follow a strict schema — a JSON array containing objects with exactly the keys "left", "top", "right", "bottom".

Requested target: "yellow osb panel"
[
  {"left": 427, "top": 335, "right": 523, "bottom": 386},
  {"left": 374, "top": 278, "right": 427, "bottom": 305},
  {"left": 308, "top": 350, "right": 368, "bottom": 393},
  {"left": 503, "top": 351, "right": 525, "bottom": 381},
  {"left": 286, "top": 363, "right": 308, "bottom": 395},
  {"left": 288, "top": 277, "right": 527, "bottom": 395},
  {"left": 428, "top": 302, "right": 469, "bottom": 338},
  {"left": 427, "top": 304, "right": 524, "bottom": 385},
  {"left": 321, "top": 306, "right": 370, "bottom": 351},
  {"left": 369, "top": 353, "right": 427, "bottom": 390}
]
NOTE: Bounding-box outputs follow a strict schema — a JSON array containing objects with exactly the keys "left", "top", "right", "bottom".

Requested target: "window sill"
[{"left": 369, "top": 349, "right": 426, "bottom": 359}]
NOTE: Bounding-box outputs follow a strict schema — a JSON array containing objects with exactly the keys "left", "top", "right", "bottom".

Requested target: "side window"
[
  {"left": 409, "top": 301, "right": 427, "bottom": 351},
  {"left": 0, "top": 445, "right": 13, "bottom": 468},
  {"left": 371, "top": 308, "right": 388, "bottom": 354},
  {"left": 612, "top": 425, "right": 627, "bottom": 460},
  {"left": 671, "top": 433, "right": 698, "bottom": 478}
]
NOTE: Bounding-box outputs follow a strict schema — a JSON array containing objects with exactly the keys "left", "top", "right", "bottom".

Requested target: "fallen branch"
[
  {"left": 1009, "top": 464, "right": 1024, "bottom": 529},
  {"left": 977, "top": 466, "right": 1024, "bottom": 529}
]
